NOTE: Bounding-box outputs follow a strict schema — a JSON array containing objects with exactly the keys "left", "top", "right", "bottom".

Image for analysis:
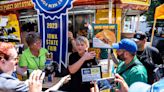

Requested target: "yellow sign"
[
  {"left": 96, "top": 9, "right": 116, "bottom": 24},
  {"left": 155, "top": 4, "right": 164, "bottom": 19},
  {"left": 121, "top": 0, "right": 151, "bottom": 5},
  {"left": 0, "top": 14, "right": 21, "bottom": 43},
  {"left": 0, "top": 0, "right": 33, "bottom": 11},
  {"left": 7, "top": 14, "right": 21, "bottom": 41}
]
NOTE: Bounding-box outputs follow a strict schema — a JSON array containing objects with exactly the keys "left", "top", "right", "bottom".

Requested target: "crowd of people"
[
  {"left": 0, "top": 30, "right": 163, "bottom": 92},
  {"left": 0, "top": 41, "right": 71, "bottom": 92}
]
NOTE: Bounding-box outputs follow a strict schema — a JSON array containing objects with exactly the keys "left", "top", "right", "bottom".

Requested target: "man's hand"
[
  {"left": 114, "top": 74, "right": 128, "bottom": 92},
  {"left": 82, "top": 51, "right": 96, "bottom": 61},
  {"left": 68, "top": 31, "right": 74, "bottom": 40},
  {"left": 90, "top": 81, "right": 99, "bottom": 92},
  {"left": 28, "top": 70, "right": 45, "bottom": 92}
]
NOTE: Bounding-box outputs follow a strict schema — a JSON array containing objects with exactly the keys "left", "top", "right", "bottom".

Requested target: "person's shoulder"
[
  {"left": 70, "top": 52, "right": 78, "bottom": 57},
  {"left": 20, "top": 48, "right": 32, "bottom": 59},
  {"left": 148, "top": 78, "right": 164, "bottom": 92},
  {"left": 130, "top": 58, "right": 146, "bottom": 73},
  {"left": 134, "top": 57, "right": 143, "bottom": 65},
  {"left": 117, "top": 61, "right": 125, "bottom": 68},
  {"left": 38, "top": 48, "right": 48, "bottom": 56},
  {"left": 22, "top": 48, "right": 30, "bottom": 54},
  {"left": 146, "top": 46, "right": 159, "bottom": 53},
  {"left": 0, "top": 73, "right": 21, "bottom": 88},
  {"left": 130, "top": 64, "right": 147, "bottom": 74},
  {"left": 40, "top": 48, "right": 48, "bottom": 52}
]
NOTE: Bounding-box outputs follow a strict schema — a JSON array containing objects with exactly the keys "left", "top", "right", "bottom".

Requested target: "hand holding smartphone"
[{"left": 96, "top": 77, "right": 116, "bottom": 91}]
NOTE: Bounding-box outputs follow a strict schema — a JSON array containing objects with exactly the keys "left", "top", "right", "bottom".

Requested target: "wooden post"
[
  {"left": 150, "top": 19, "right": 156, "bottom": 46},
  {"left": 136, "top": 14, "right": 140, "bottom": 32},
  {"left": 108, "top": 0, "right": 112, "bottom": 24}
]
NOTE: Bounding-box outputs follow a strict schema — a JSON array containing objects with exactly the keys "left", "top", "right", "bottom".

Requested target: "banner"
[
  {"left": 92, "top": 24, "right": 117, "bottom": 48},
  {"left": 0, "top": 0, "right": 33, "bottom": 11},
  {"left": 32, "top": 0, "right": 73, "bottom": 71},
  {"left": 121, "top": 0, "right": 150, "bottom": 5}
]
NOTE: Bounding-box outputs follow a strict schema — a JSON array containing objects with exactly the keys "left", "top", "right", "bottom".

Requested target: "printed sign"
[
  {"left": 121, "top": 0, "right": 150, "bottom": 5},
  {"left": 81, "top": 66, "right": 102, "bottom": 82},
  {"left": 0, "top": 0, "right": 33, "bottom": 11},
  {"left": 92, "top": 24, "right": 117, "bottom": 48},
  {"left": 32, "top": 0, "right": 73, "bottom": 72}
]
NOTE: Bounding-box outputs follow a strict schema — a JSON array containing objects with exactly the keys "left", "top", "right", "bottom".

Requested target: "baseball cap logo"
[{"left": 136, "top": 34, "right": 141, "bottom": 39}]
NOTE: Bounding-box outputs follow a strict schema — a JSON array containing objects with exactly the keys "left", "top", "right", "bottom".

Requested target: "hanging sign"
[
  {"left": 92, "top": 24, "right": 117, "bottom": 48},
  {"left": 121, "top": 0, "right": 150, "bottom": 5},
  {"left": 0, "top": 0, "right": 33, "bottom": 11},
  {"left": 32, "top": 0, "right": 73, "bottom": 71}
]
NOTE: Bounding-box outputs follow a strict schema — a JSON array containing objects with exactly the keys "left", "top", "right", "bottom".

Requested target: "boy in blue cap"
[{"left": 112, "top": 38, "right": 147, "bottom": 86}]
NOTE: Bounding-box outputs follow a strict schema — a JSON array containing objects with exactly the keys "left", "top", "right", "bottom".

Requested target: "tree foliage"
[{"left": 144, "top": 0, "right": 164, "bottom": 27}]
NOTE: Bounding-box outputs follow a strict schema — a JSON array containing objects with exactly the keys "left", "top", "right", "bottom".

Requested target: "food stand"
[
  {"left": 0, "top": 1, "right": 152, "bottom": 91},
  {"left": 0, "top": 0, "right": 151, "bottom": 41}
]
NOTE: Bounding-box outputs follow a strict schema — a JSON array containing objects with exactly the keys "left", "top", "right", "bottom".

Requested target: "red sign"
[
  {"left": 0, "top": 0, "right": 33, "bottom": 11},
  {"left": 73, "top": 0, "right": 108, "bottom": 6}
]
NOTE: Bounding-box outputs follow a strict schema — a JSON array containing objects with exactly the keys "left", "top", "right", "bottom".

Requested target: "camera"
[
  {"left": 43, "top": 61, "right": 59, "bottom": 76},
  {"left": 96, "top": 77, "right": 116, "bottom": 91}
]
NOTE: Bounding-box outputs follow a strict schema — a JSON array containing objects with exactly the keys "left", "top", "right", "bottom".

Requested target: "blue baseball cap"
[
  {"left": 112, "top": 39, "right": 137, "bottom": 54},
  {"left": 129, "top": 78, "right": 164, "bottom": 92}
]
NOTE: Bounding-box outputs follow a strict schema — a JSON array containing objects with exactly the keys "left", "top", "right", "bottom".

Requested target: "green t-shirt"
[
  {"left": 19, "top": 48, "right": 48, "bottom": 70},
  {"left": 116, "top": 56, "right": 148, "bottom": 86}
]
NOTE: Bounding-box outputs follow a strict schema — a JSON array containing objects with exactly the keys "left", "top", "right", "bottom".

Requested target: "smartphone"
[{"left": 96, "top": 77, "right": 115, "bottom": 91}]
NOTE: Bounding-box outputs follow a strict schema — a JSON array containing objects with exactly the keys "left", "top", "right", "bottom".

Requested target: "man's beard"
[
  {"left": 117, "top": 53, "right": 126, "bottom": 61},
  {"left": 137, "top": 43, "right": 143, "bottom": 51}
]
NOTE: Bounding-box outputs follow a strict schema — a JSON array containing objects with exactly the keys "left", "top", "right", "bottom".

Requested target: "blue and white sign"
[{"left": 32, "top": 0, "right": 73, "bottom": 72}]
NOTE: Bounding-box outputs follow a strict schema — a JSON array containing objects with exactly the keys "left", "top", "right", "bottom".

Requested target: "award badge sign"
[
  {"left": 32, "top": 0, "right": 73, "bottom": 72},
  {"left": 81, "top": 66, "right": 102, "bottom": 82}
]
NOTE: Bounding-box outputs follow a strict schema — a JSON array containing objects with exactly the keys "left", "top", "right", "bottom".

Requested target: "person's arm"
[
  {"left": 45, "top": 75, "right": 71, "bottom": 92},
  {"left": 68, "top": 53, "right": 86, "bottom": 74},
  {"left": 18, "top": 54, "right": 28, "bottom": 76},
  {"left": 68, "top": 51, "right": 96, "bottom": 74},
  {"left": 16, "top": 65, "right": 27, "bottom": 76},
  {"left": 151, "top": 47, "right": 164, "bottom": 64},
  {"left": 71, "top": 38, "right": 77, "bottom": 52},
  {"left": 68, "top": 31, "right": 77, "bottom": 52}
]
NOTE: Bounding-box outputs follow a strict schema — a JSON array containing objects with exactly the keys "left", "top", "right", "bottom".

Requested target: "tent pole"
[{"left": 150, "top": 19, "right": 156, "bottom": 46}]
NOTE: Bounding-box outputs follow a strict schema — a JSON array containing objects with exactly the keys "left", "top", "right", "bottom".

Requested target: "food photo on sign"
[{"left": 92, "top": 24, "right": 117, "bottom": 49}]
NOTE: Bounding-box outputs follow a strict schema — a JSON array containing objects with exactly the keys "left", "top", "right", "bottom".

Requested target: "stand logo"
[{"left": 32, "top": 0, "right": 72, "bottom": 18}]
